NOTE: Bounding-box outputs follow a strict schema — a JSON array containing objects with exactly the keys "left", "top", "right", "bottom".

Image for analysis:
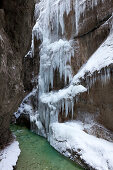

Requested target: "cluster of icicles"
[
  {"left": 86, "top": 67, "right": 111, "bottom": 90},
  {"left": 38, "top": 39, "right": 74, "bottom": 94},
  {"left": 33, "top": 0, "right": 74, "bottom": 40},
  {"left": 33, "top": 0, "right": 105, "bottom": 39}
]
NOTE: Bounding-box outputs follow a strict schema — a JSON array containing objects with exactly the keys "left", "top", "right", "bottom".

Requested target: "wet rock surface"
[{"left": 0, "top": 0, "right": 35, "bottom": 148}]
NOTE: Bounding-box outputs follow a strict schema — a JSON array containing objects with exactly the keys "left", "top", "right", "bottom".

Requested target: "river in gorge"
[{"left": 11, "top": 125, "right": 83, "bottom": 170}]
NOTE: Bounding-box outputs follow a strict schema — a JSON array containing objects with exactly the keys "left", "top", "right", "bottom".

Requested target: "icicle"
[
  {"left": 71, "top": 100, "right": 74, "bottom": 119},
  {"left": 65, "top": 99, "right": 68, "bottom": 117},
  {"left": 75, "top": 0, "right": 79, "bottom": 35},
  {"left": 107, "top": 67, "right": 111, "bottom": 81}
]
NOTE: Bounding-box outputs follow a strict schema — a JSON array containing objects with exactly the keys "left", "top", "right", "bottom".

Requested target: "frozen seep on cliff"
[
  {"left": 29, "top": 0, "right": 113, "bottom": 137},
  {"left": 15, "top": 0, "right": 113, "bottom": 169},
  {"left": 26, "top": 0, "right": 90, "bottom": 137}
]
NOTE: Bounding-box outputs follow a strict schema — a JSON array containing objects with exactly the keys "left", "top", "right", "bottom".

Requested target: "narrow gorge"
[{"left": 0, "top": 0, "right": 113, "bottom": 169}]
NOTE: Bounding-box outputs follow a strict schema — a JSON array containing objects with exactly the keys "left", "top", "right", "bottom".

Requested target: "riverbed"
[{"left": 11, "top": 125, "right": 83, "bottom": 170}]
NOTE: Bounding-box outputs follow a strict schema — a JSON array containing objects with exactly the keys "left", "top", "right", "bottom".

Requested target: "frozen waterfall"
[
  {"left": 29, "top": 0, "right": 92, "bottom": 136},
  {"left": 16, "top": 0, "right": 113, "bottom": 138}
]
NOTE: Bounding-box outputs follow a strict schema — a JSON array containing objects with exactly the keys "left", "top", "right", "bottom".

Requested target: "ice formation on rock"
[
  {"left": 33, "top": 0, "right": 105, "bottom": 39},
  {"left": 38, "top": 39, "right": 74, "bottom": 94},
  {"left": 29, "top": 0, "right": 77, "bottom": 136},
  {"left": 16, "top": 0, "right": 113, "bottom": 137}
]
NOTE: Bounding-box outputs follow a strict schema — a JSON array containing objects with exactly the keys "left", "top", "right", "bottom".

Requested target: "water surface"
[{"left": 11, "top": 125, "right": 83, "bottom": 170}]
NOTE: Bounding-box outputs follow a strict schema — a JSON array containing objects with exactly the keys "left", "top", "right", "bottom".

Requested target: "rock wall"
[
  {"left": 58, "top": 0, "right": 113, "bottom": 131},
  {"left": 68, "top": 0, "right": 113, "bottom": 75},
  {"left": 74, "top": 65, "right": 113, "bottom": 131},
  {"left": 0, "top": 0, "right": 35, "bottom": 148},
  {"left": 64, "top": 0, "right": 113, "bottom": 39}
]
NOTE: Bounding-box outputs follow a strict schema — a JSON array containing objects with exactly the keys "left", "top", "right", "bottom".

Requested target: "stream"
[{"left": 11, "top": 125, "right": 83, "bottom": 170}]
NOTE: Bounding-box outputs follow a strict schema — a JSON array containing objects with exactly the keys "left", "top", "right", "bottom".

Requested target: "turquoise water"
[{"left": 11, "top": 125, "right": 83, "bottom": 170}]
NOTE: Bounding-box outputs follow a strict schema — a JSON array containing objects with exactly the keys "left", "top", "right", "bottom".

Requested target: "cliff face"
[
  {"left": 0, "top": 0, "right": 113, "bottom": 154},
  {"left": 79, "top": 76, "right": 113, "bottom": 130},
  {"left": 60, "top": 0, "right": 113, "bottom": 131},
  {"left": 58, "top": 0, "right": 113, "bottom": 130},
  {"left": 64, "top": 0, "right": 113, "bottom": 74},
  {"left": 0, "top": 0, "right": 34, "bottom": 148}
]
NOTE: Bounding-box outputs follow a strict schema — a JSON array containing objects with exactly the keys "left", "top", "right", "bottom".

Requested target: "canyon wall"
[
  {"left": 0, "top": 0, "right": 113, "bottom": 149},
  {"left": 0, "top": 0, "right": 35, "bottom": 148}
]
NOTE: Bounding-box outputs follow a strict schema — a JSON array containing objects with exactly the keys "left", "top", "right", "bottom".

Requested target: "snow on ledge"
[
  {"left": 0, "top": 140, "right": 20, "bottom": 170},
  {"left": 40, "top": 85, "right": 87, "bottom": 104},
  {"left": 49, "top": 121, "right": 113, "bottom": 170},
  {"left": 72, "top": 32, "right": 113, "bottom": 84}
]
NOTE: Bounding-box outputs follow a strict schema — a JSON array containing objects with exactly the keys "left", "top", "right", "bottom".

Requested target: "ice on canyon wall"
[
  {"left": 15, "top": 89, "right": 38, "bottom": 119},
  {"left": 38, "top": 39, "right": 74, "bottom": 94},
  {"left": 34, "top": 0, "right": 105, "bottom": 39},
  {"left": 40, "top": 85, "right": 86, "bottom": 104},
  {"left": 39, "top": 85, "right": 86, "bottom": 132}
]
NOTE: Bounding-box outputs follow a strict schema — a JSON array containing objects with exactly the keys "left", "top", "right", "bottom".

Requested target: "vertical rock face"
[
  {"left": 75, "top": 65, "right": 113, "bottom": 131},
  {"left": 0, "top": 0, "right": 34, "bottom": 148}
]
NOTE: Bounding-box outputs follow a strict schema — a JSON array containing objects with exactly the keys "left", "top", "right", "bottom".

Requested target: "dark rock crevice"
[
  {"left": 0, "top": 0, "right": 3, "bottom": 9},
  {"left": 23, "top": 37, "right": 41, "bottom": 92}
]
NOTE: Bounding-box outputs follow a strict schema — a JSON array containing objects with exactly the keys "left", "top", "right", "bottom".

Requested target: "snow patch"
[
  {"left": 0, "top": 140, "right": 20, "bottom": 170},
  {"left": 49, "top": 121, "right": 113, "bottom": 170},
  {"left": 40, "top": 85, "right": 86, "bottom": 104},
  {"left": 15, "top": 88, "right": 37, "bottom": 119}
]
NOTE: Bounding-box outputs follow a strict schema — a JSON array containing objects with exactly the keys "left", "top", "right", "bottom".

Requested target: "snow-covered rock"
[
  {"left": 72, "top": 31, "right": 113, "bottom": 84},
  {"left": 0, "top": 140, "right": 20, "bottom": 170},
  {"left": 49, "top": 121, "right": 113, "bottom": 170}
]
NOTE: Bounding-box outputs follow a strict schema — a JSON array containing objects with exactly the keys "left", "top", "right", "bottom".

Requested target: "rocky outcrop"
[
  {"left": 23, "top": 37, "right": 40, "bottom": 92},
  {"left": 64, "top": 0, "right": 113, "bottom": 39},
  {"left": 60, "top": 0, "right": 113, "bottom": 132},
  {"left": 74, "top": 65, "right": 113, "bottom": 131},
  {"left": 0, "top": 0, "right": 35, "bottom": 148},
  {"left": 72, "top": 16, "right": 112, "bottom": 74},
  {"left": 69, "top": 0, "right": 113, "bottom": 75},
  {"left": 54, "top": 0, "right": 113, "bottom": 132}
]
